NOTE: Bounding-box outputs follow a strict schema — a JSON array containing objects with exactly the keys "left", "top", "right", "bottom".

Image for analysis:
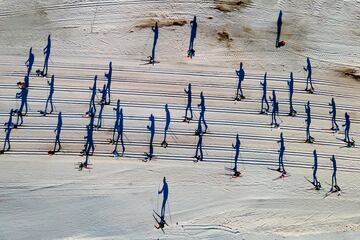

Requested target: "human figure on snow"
[
  {"left": 49, "top": 112, "right": 63, "bottom": 155},
  {"left": 149, "top": 22, "right": 159, "bottom": 65},
  {"left": 161, "top": 104, "right": 171, "bottom": 148},
  {"left": 157, "top": 177, "right": 169, "bottom": 227},
  {"left": 287, "top": 72, "right": 297, "bottom": 116},
  {"left": 0, "top": 109, "right": 15, "bottom": 154},
  {"left": 194, "top": 131, "right": 203, "bottom": 162},
  {"left": 113, "top": 108, "right": 125, "bottom": 157},
  {"left": 145, "top": 114, "right": 155, "bottom": 161},
  {"left": 111, "top": 99, "right": 121, "bottom": 143},
  {"left": 277, "top": 132, "right": 286, "bottom": 174},
  {"left": 330, "top": 155, "right": 340, "bottom": 192},
  {"left": 104, "top": 61, "right": 112, "bottom": 105},
  {"left": 42, "top": 34, "right": 51, "bottom": 77},
  {"left": 41, "top": 74, "right": 55, "bottom": 116},
  {"left": 95, "top": 84, "right": 107, "bottom": 129},
  {"left": 195, "top": 114, "right": 203, "bottom": 137},
  {"left": 25, "top": 47, "right": 35, "bottom": 77},
  {"left": 18, "top": 75, "right": 30, "bottom": 89},
  {"left": 260, "top": 72, "right": 269, "bottom": 114},
  {"left": 275, "top": 10, "right": 285, "bottom": 48},
  {"left": 269, "top": 90, "right": 279, "bottom": 127},
  {"left": 86, "top": 75, "right": 97, "bottom": 117},
  {"left": 311, "top": 149, "right": 321, "bottom": 190},
  {"left": 232, "top": 134, "right": 241, "bottom": 177},
  {"left": 196, "top": 91, "right": 208, "bottom": 135},
  {"left": 329, "top": 97, "right": 339, "bottom": 132},
  {"left": 82, "top": 125, "right": 95, "bottom": 156},
  {"left": 77, "top": 154, "right": 91, "bottom": 171},
  {"left": 235, "top": 62, "right": 245, "bottom": 101},
  {"left": 81, "top": 107, "right": 95, "bottom": 156},
  {"left": 184, "top": 83, "right": 193, "bottom": 121},
  {"left": 188, "top": 16, "right": 197, "bottom": 58},
  {"left": 14, "top": 85, "right": 29, "bottom": 128},
  {"left": 78, "top": 109, "right": 95, "bottom": 170},
  {"left": 343, "top": 112, "right": 353, "bottom": 146},
  {"left": 303, "top": 57, "right": 314, "bottom": 93},
  {"left": 305, "top": 101, "right": 314, "bottom": 143}
]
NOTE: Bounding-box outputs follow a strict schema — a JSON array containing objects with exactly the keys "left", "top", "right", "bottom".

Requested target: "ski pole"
[
  {"left": 167, "top": 199, "right": 173, "bottom": 225},
  {"left": 124, "top": 132, "right": 130, "bottom": 141}
]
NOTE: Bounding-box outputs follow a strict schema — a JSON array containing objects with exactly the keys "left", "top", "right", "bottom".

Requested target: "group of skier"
[
  {"left": 0, "top": 10, "right": 356, "bottom": 232},
  {"left": 147, "top": 16, "right": 197, "bottom": 64},
  {"left": 1, "top": 35, "right": 52, "bottom": 154}
]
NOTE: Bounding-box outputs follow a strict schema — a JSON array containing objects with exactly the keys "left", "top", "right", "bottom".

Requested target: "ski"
[
  {"left": 153, "top": 210, "right": 168, "bottom": 226},
  {"left": 267, "top": 167, "right": 282, "bottom": 173},
  {"left": 273, "top": 173, "right": 289, "bottom": 180},
  {"left": 323, "top": 189, "right": 341, "bottom": 199},
  {"left": 304, "top": 176, "right": 321, "bottom": 190},
  {"left": 224, "top": 167, "right": 241, "bottom": 178}
]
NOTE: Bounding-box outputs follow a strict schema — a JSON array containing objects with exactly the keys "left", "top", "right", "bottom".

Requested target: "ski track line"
[
  {"left": 7, "top": 135, "right": 359, "bottom": 163},
  {"left": 2, "top": 96, "right": 359, "bottom": 125},
  {"left": 0, "top": 80, "right": 359, "bottom": 111},
  {"left": 2, "top": 149, "right": 360, "bottom": 173},
  {"left": 2, "top": 113, "right": 359, "bottom": 137},
  {"left": 0, "top": 60, "right": 358, "bottom": 88}
]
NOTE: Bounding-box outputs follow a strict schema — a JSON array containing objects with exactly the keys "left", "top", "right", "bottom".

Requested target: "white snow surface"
[{"left": 0, "top": 0, "right": 360, "bottom": 239}]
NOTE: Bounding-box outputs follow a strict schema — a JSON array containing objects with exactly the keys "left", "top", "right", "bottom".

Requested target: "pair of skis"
[
  {"left": 153, "top": 210, "right": 167, "bottom": 233},
  {"left": 268, "top": 167, "right": 289, "bottom": 179},
  {"left": 304, "top": 176, "right": 341, "bottom": 198}
]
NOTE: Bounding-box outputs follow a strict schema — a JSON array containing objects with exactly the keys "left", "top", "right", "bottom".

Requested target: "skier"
[
  {"left": 81, "top": 107, "right": 95, "bottom": 156},
  {"left": 184, "top": 83, "right": 193, "bottom": 122},
  {"left": 188, "top": 16, "right": 197, "bottom": 58},
  {"left": 269, "top": 90, "right": 279, "bottom": 127},
  {"left": 42, "top": 34, "right": 51, "bottom": 77},
  {"left": 149, "top": 22, "right": 159, "bottom": 65},
  {"left": 18, "top": 75, "right": 30, "bottom": 89},
  {"left": 145, "top": 114, "right": 155, "bottom": 161},
  {"left": 260, "top": 72, "right": 269, "bottom": 114},
  {"left": 0, "top": 109, "right": 15, "bottom": 154},
  {"left": 329, "top": 97, "right": 339, "bottom": 132},
  {"left": 113, "top": 108, "right": 125, "bottom": 157},
  {"left": 96, "top": 102, "right": 105, "bottom": 129},
  {"left": 342, "top": 112, "right": 353, "bottom": 146},
  {"left": 157, "top": 177, "right": 169, "bottom": 228},
  {"left": 41, "top": 74, "right": 55, "bottom": 116},
  {"left": 196, "top": 91, "right": 208, "bottom": 134},
  {"left": 329, "top": 155, "right": 340, "bottom": 192},
  {"left": 194, "top": 131, "right": 203, "bottom": 162},
  {"left": 277, "top": 132, "right": 286, "bottom": 174},
  {"left": 195, "top": 113, "right": 203, "bottom": 136},
  {"left": 235, "top": 62, "right": 245, "bottom": 101},
  {"left": 86, "top": 75, "right": 97, "bottom": 116},
  {"left": 195, "top": 92, "right": 208, "bottom": 135},
  {"left": 287, "top": 72, "right": 297, "bottom": 116},
  {"left": 25, "top": 47, "right": 35, "bottom": 77},
  {"left": 303, "top": 57, "right": 314, "bottom": 93},
  {"left": 77, "top": 154, "right": 92, "bottom": 171},
  {"left": 14, "top": 85, "right": 29, "bottom": 127},
  {"left": 104, "top": 61, "right": 112, "bottom": 105},
  {"left": 49, "top": 112, "right": 62, "bottom": 155},
  {"left": 232, "top": 134, "right": 241, "bottom": 177},
  {"left": 161, "top": 104, "right": 171, "bottom": 148},
  {"left": 111, "top": 99, "right": 121, "bottom": 143},
  {"left": 305, "top": 101, "right": 314, "bottom": 143},
  {"left": 95, "top": 84, "right": 107, "bottom": 129},
  {"left": 275, "top": 10, "right": 286, "bottom": 48},
  {"left": 311, "top": 149, "right": 321, "bottom": 190}
]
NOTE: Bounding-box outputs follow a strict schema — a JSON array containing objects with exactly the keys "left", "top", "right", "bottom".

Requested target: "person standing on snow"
[{"left": 260, "top": 72, "right": 269, "bottom": 114}]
